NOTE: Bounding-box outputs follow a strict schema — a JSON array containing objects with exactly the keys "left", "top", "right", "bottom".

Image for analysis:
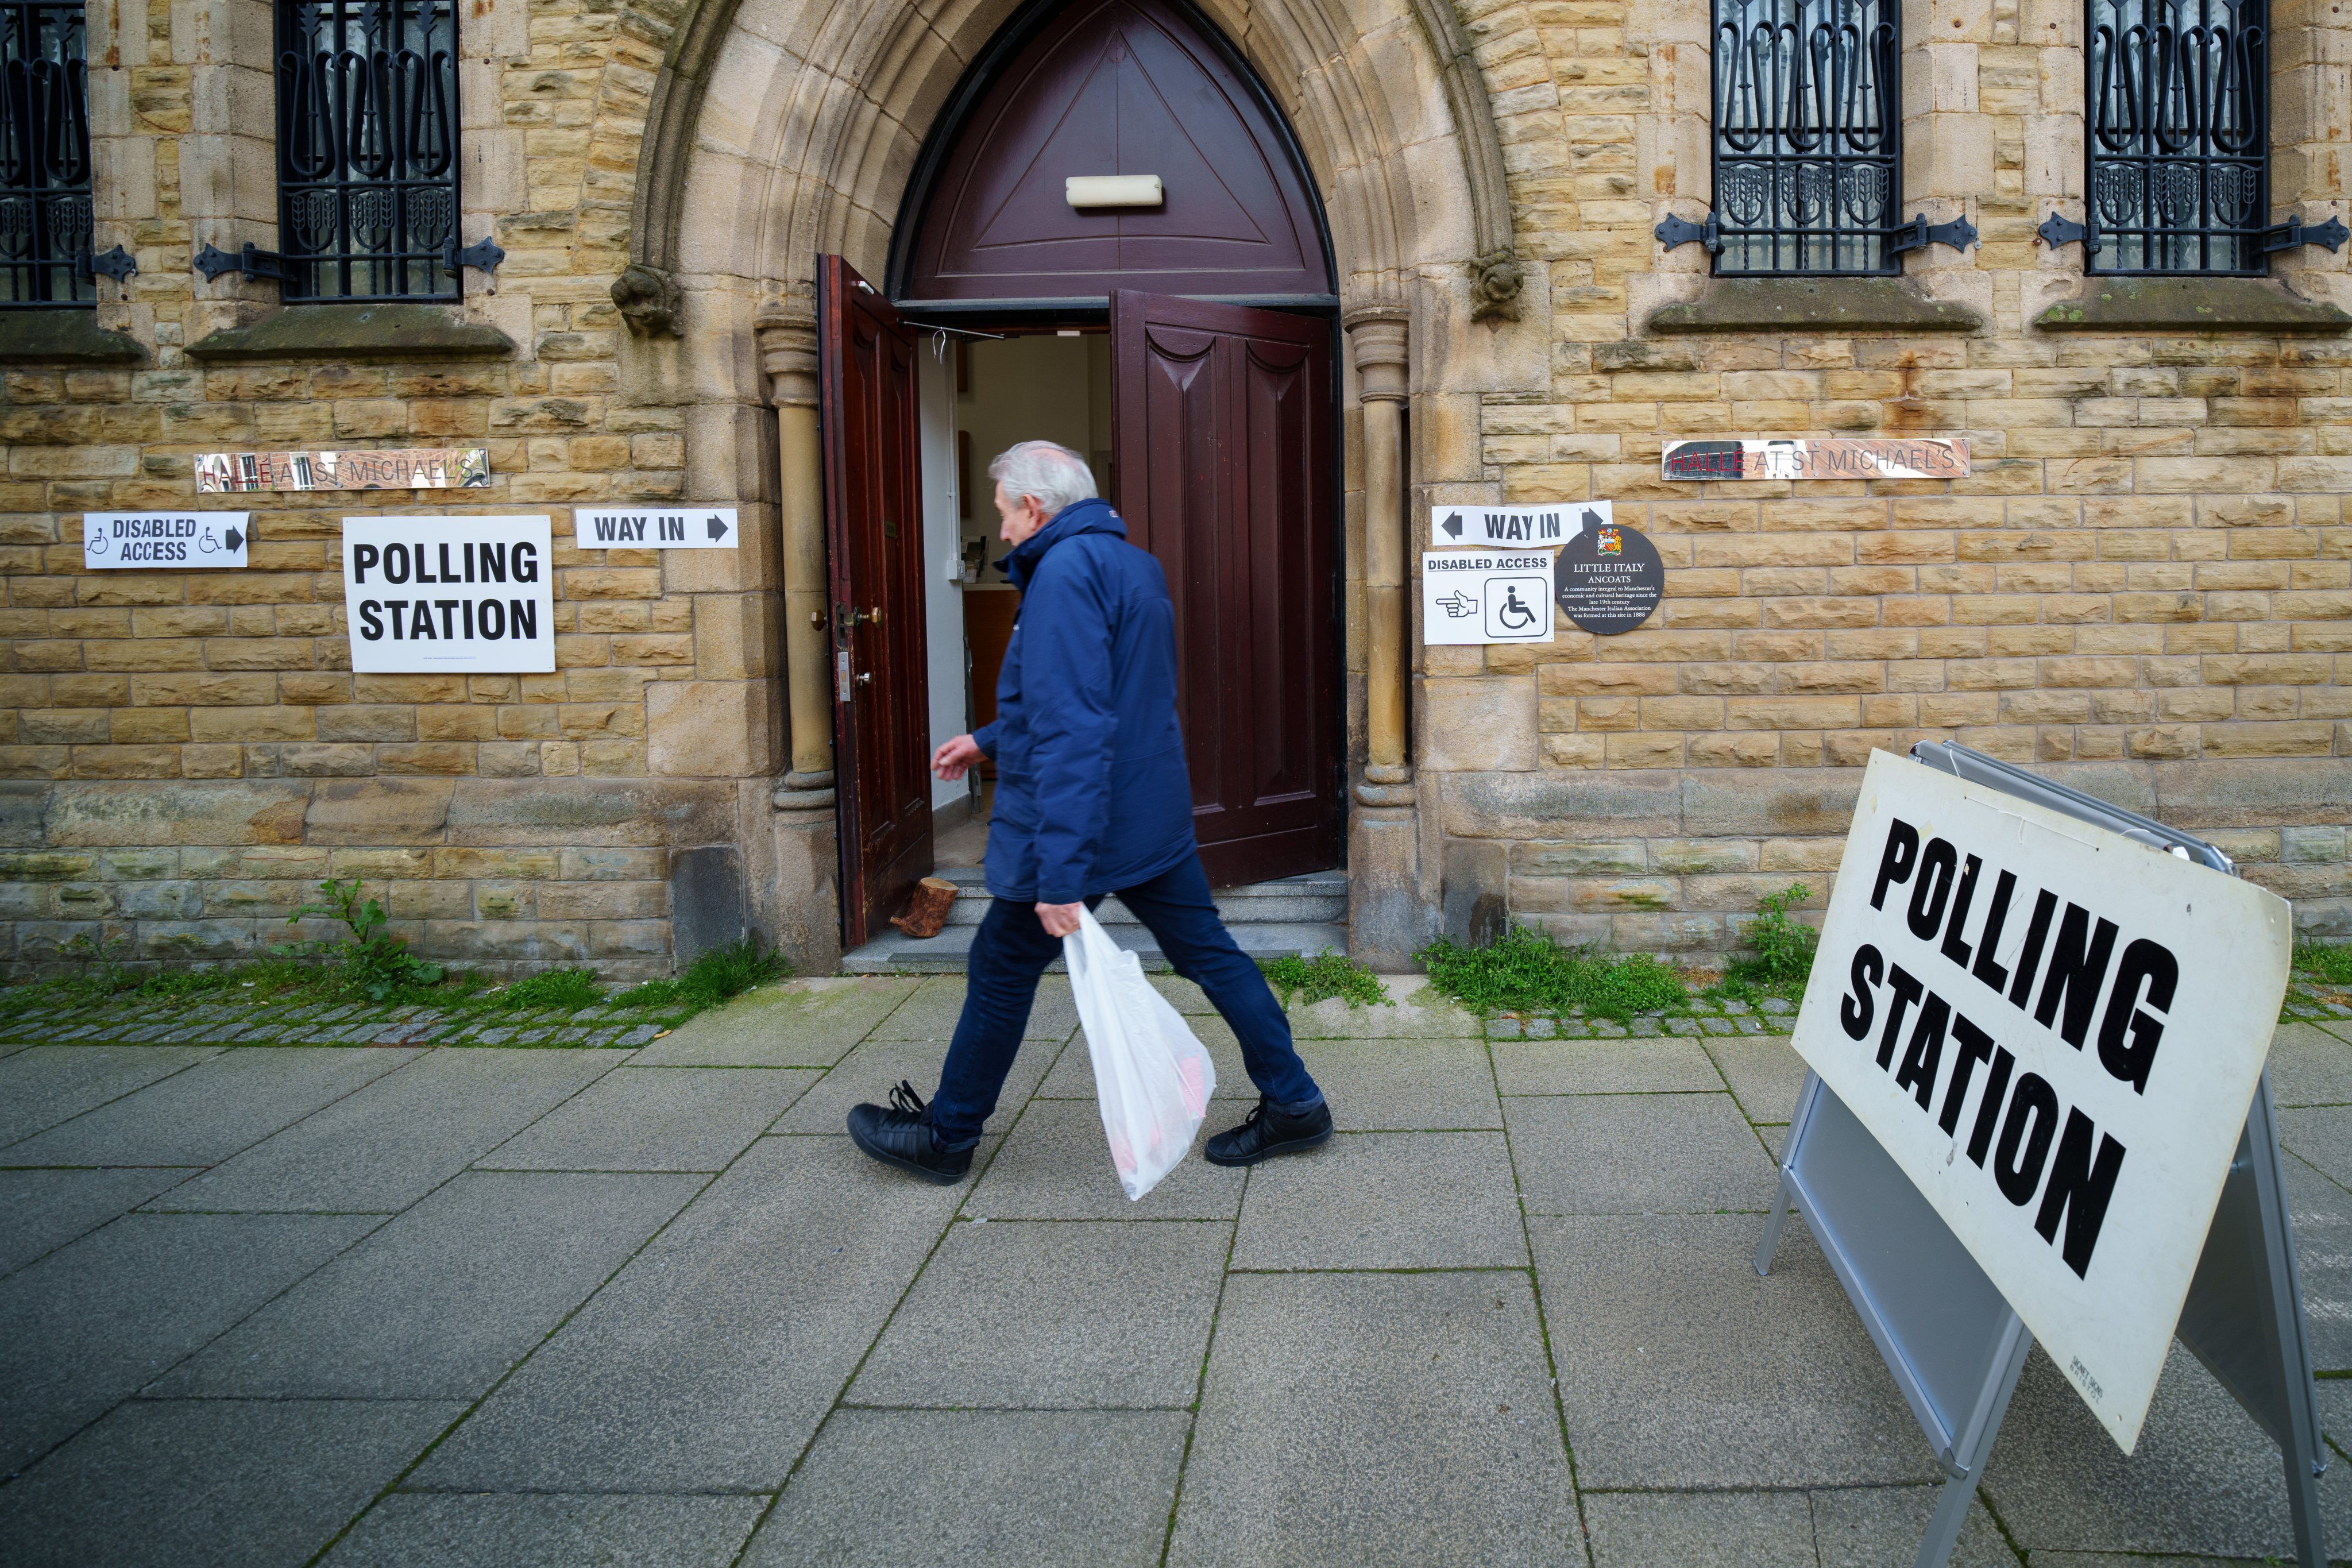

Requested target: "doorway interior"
[
  {"left": 920, "top": 330, "right": 1115, "bottom": 871},
  {"left": 821, "top": 0, "right": 1349, "bottom": 949}
]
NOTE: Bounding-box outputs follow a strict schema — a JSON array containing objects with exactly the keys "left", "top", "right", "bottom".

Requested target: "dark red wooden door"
[
  {"left": 818, "top": 255, "right": 932, "bottom": 947},
  {"left": 1110, "top": 290, "right": 1340, "bottom": 886}
]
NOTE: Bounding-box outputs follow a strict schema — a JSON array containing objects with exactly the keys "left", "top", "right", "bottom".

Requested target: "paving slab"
[
  {"left": 1301, "top": 1038, "right": 1501, "bottom": 1129},
  {"left": 1581, "top": 1489, "right": 1814, "bottom": 1567},
  {"left": 156, "top": 1171, "right": 703, "bottom": 1399},
  {"left": 1231, "top": 1131, "right": 1527, "bottom": 1270},
  {"left": 774, "top": 1035, "right": 1065, "bottom": 1134},
  {"left": 744, "top": 1408, "right": 1189, "bottom": 1568},
  {"left": 965, "top": 1098, "right": 1244, "bottom": 1220},
  {"left": 2280, "top": 1105, "right": 2352, "bottom": 1191},
  {"left": 1149, "top": 975, "right": 1216, "bottom": 1014},
  {"left": 0, "top": 1045, "right": 220, "bottom": 1150},
  {"left": 1980, "top": 1342, "right": 2352, "bottom": 1558},
  {"left": 1704, "top": 1034, "right": 1809, "bottom": 1126},
  {"left": 0, "top": 1210, "right": 380, "bottom": 1473},
  {"left": 1808, "top": 1484, "right": 2016, "bottom": 1567},
  {"left": 866, "top": 974, "right": 1080, "bottom": 1042},
  {"left": 631, "top": 978, "right": 922, "bottom": 1067},
  {"left": 1037, "top": 1014, "right": 1249, "bottom": 1101},
  {"left": 152, "top": 1049, "right": 619, "bottom": 1212},
  {"left": 849, "top": 1219, "right": 1227, "bottom": 1408},
  {"left": 2282, "top": 1153, "right": 2352, "bottom": 1370},
  {"left": 409, "top": 1135, "right": 967, "bottom": 1492},
  {"left": 1530, "top": 1214, "right": 1936, "bottom": 1489},
  {"left": 1285, "top": 976, "right": 1483, "bottom": 1039},
  {"left": 323, "top": 1492, "right": 764, "bottom": 1567},
  {"left": 0, "top": 1166, "right": 195, "bottom": 1276},
  {"left": 1, "top": 1047, "right": 418, "bottom": 1168},
  {"left": 1167, "top": 1270, "right": 1579, "bottom": 1567},
  {"left": 1492, "top": 1038, "right": 1723, "bottom": 1096},
  {"left": 481, "top": 1066, "right": 818, "bottom": 1171},
  {"left": 2270, "top": 1022, "right": 2352, "bottom": 1107},
  {"left": 0, "top": 1397, "right": 461, "bottom": 1568},
  {"left": 1508, "top": 1093, "right": 1779, "bottom": 1215}
]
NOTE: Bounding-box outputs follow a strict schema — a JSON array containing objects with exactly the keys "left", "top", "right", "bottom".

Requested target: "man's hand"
[
  {"left": 1036, "top": 901, "right": 1083, "bottom": 937},
  {"left": 932, "top": 733, "right": 984, "bottom": 781}
]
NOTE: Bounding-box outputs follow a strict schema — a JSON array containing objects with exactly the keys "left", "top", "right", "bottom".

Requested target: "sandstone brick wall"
[
  {"left": 3, "top": 0, "right": 2349, "bottom": 976},
  {"left": 1410, "top": 0, "right": 2352, "bottom": 953},
  {"left": 0, "top": 0, "right": 783, "bottom": 975}
]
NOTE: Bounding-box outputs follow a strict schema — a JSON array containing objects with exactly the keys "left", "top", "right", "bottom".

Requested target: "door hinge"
[
  {"left": 2037, "top": 212, "right": 2091, "bottom": 250},
  {"left": 445, "top": 235, "right": 507, "bottom": 279},
  {"left": 1654, "top": 212, "right": 1721, "bottom": 254},
  {"left": 1889, "top": 214, "right": 1979, "bottom": 255},
  {"left": 194, "top": 240, "right": 296, "bottom": 286},
  {"left": 2261, "top": 214, "right": 2351, "bottom": 254},
  {"left": 77, "top": 245, "right": 136, "bottom": 284}
]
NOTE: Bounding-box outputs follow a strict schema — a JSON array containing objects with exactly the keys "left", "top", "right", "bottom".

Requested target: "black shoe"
[
  {"left": 847, "top": 1080, "right": 972, "bottom": 1184},
  {"left": 1203, "top": 1096, "right": 1334, "bottom": 1167}
]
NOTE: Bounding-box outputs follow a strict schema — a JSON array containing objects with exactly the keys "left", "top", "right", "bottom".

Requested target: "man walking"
[{"left": 848, "top": 440, "right": 1332, "bottom": 1183}]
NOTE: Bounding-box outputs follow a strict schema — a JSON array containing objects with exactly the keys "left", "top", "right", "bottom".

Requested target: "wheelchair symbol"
[{"left": 1482, "top": 574, "right": 1551, "bottom": 640}]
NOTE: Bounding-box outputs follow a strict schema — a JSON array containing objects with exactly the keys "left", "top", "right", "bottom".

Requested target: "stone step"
[
  {"left": 840, "top": 920, "right": 1350, "bottom": 975},
  {"left": 930, "top": 866, "right": 1347, "bottom": 928}
]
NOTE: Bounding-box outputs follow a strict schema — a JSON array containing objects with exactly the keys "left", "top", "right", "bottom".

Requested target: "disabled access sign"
[{"left": 1422, "top": 549, "right": 1555, "bottom": 644}]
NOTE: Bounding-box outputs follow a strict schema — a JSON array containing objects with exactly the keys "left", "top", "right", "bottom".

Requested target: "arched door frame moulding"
[
  {"left": 617, "top": 0, "right": 1523, "bottom": 968},
  {"left": 611, "top": 0, "right": 1525, "bottom": 327}
]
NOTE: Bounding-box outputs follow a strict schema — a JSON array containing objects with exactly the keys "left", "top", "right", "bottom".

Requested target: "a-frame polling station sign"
[{"left": 1789, "top": 748, "right": 2293, "bottom": 1453}]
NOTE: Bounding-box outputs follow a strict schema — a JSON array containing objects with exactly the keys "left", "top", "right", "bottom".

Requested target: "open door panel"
[
  {"left": 1109, "top": 290, "right": 1342, "bottom": 888},
  {"left": 818, "top": 255, "right": 934, "bottom": 948}
]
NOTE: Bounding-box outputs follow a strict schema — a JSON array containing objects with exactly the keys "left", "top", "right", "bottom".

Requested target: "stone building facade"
[{"left": 0, "top": 0, "right": 2346, "bottom": 976}]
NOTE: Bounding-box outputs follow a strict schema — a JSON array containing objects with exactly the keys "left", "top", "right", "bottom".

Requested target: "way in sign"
[{"left": 575, "top": 506, "right": 740, "bottom": 550}]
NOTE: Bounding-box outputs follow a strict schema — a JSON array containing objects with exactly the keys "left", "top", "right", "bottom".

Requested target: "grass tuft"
[
  {"left": 1262, "top": 949, "right": 1388, "bottom": 1009},
  {"left": 2295, "top": 940, "right": 2352, "bottom": 988},
  {"left": 1416, "top": 924, "right": 1687, "bottom": 1021},
  {"left": 613, "top": 937, "right": 787, "bottom": 1011},
  {"left": 1712, "top": 884, "right": 1820, "bottom": 1006},
  {"left": 495, "top": 966, "right": 604, "bottom": 1012}
]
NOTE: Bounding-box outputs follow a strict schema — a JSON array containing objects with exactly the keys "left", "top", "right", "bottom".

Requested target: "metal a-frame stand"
[{"left": 1755, "top": 740, "right": 2328, "bottom": 1568}]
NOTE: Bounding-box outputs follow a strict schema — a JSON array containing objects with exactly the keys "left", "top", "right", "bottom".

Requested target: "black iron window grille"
[
  {"left": 0, "top": 0, "right": 94, "bottom": 306},
  {"left": 275, "top": 0, "right": 459, "bottom": 302},
  {"left": 2081, "top": 0, "right": 2268, "bottom": 274},
  {"left": 1707, "top": 0, "right": 1901, "bottom": 275}
]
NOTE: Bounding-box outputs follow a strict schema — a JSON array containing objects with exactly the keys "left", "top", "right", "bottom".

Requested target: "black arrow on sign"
[
  {"left": 705, "top": 514, "right": 729, "bottom": 541},
  {"left": 1440, "top": 511, "right": 1463, "bottom": 539},
  {"left": 223, "top": 526, "right": 244, "bottom": 552}
]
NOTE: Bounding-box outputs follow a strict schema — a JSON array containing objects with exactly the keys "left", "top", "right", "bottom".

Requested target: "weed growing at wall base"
[
  {"left": 611, "top": 939, "right": 787, "bottom": 1011},
  {"left": 1416, "top": 925, "right": 1686, "bottom": 1021},
  {"left": 1263, "top": 950, "right": 1388, "bottom": 1009}
]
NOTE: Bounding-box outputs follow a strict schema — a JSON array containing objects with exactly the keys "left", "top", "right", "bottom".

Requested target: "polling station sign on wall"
[
  {"left": 1791, "top": 751, "right": 2292, "bottom": 1450},
  {"left": 341, "top": 517, "right": 555, "bottom": 674}
]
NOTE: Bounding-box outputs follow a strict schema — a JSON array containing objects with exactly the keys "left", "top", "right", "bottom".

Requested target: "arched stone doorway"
[
  {"left": 616, "top": 0, "right": 1548, "bottom": 969},
  {"left": 810, "top": 0, "right": 1347, "bottom": 948}
]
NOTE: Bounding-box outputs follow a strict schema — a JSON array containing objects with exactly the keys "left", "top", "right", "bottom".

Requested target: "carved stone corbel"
[
  {"left": 612, "top": 263, "right": 685, "bottom": 337},
  {"left": 1469, "top": 249, "right": 1524, "bottom": 325}
]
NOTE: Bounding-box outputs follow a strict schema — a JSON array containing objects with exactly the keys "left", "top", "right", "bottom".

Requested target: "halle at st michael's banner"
[{"left": 1791, "top": 751, "right": 2292, "bottom": 1452}]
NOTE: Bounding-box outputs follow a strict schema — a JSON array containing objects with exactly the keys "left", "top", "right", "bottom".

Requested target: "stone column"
[
  {"left": 1343, "top": 303, "right": 1424, "bottom": 968},
  {"left": 755, "top": 300, "right": 841, "bottom": 972}
]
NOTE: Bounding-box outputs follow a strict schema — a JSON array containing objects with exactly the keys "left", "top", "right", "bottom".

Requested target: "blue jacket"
[{"left": 972, "top": 498, "right": 1196, "bottom": 903}]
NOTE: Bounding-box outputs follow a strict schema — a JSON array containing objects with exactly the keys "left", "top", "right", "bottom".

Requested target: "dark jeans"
[{"left": 928, "top": 855, "right": 1323, "bottom": 1151}]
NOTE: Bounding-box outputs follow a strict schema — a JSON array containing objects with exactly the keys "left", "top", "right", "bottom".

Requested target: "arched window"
[
  {"left": 275, "top": 0, "right": 459, "bottom": 300},
  {"left": 2084, "top": 0, "right": 2266, "bottom": 275},
  {"left": 0, "top": 0, "right": 94, "bottom": 306}
]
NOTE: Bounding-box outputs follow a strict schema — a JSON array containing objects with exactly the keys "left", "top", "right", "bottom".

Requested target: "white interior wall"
[{"left": 917, "top": 341, "right": 969, "bottom": 814}]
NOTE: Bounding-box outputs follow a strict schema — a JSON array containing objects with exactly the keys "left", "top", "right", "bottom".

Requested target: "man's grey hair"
[{"left": 988, "top": 440, "right": 1098, "bottom": 517}]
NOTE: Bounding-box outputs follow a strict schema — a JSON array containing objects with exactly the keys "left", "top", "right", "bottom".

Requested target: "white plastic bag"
[{"left": 1064, "top": 907, "right": 1216, "bottom": 1200}]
